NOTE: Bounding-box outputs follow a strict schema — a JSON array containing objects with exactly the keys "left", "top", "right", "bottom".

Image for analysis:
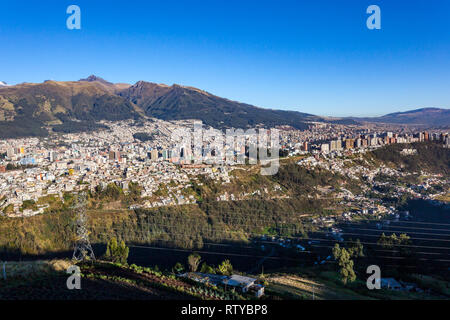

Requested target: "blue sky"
[{"left": 0, "top": 0, "right": 449, "bottom": 117}]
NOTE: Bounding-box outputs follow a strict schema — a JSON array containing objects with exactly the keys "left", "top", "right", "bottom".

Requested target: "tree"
[
  {"left": 398, "top": 233, "right": 411, "bottom": 245},
  {"left": 218, "top": 259, "right": 233, "bottom": 276},
  {"left": 348, "top": 239, "right": 364, "bottom": 258},
  {"left": 332, "top": 244, "right": 356, "bottom": 285},
  {"left": 127, "top": 182, "right": 142, "bottom": 202},
  {"left": 332, "top": 243, "right": 341, "bottom": 260},
  {"left": 187, "top": 253, "right": 201, "bottom": 272},
  {"left": 378, "top": 232, "right": 397, "bottom": 249},
  {"left": 105, "top": 237, "right": 129, "bottom": 264},
  {"left": 200, "top": 262, "right": 216, "bottom": 274}
]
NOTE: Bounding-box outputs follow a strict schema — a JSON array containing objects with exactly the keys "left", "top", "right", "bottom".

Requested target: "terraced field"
[{"left": 0, "top": 260, "right": 241, "bottom": 300}]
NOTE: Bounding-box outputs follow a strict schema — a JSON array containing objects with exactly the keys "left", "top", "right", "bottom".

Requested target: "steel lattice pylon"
[{"left": 72, "top": 192, "right": 95, "bottom": 262}]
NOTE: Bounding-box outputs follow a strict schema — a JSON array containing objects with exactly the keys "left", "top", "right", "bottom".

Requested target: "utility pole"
[{"left": 72, "top": 192, "right": 95, "bottom": 262}]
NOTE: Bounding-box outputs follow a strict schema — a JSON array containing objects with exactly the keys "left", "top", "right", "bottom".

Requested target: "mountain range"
[
  {"left": 352, "top": 108, "right": 450, "bottom": 127},
  {"left": 0, "top": 76, "right": 448, "bottom": 138}
]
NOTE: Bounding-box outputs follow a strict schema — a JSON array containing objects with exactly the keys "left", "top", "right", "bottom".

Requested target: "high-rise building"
[
  {"left": 49, "top": 151, "right": 57, "bottom": 162},
  {"left": 109, "top": 150, "right": 121, "bottom": 162},
  {"left": 6, "top": 148, "right": 14, "bottom": 158},
  {"left": 345, "top": 139, "right": 354, "bottom": 150},
  {"left": 151, "top": 149, "right": 159, "bottom": 161},
  {"left": 370, "top": 137, "right": 378, "bottom": 146},
  {"left": 303, "top": 141, "right": 309, "bottom": 152},
  {"left": 361, "top": 139, "right": 368, "bottom": 147},
  {"left": 336, "top": 139, "right": 342, "bottom": 150},
  {"left": 330, "top": 140, "right": 337, "bottom": 151}
]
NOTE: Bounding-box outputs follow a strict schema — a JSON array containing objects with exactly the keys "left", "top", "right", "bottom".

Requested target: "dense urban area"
[
  {"left": 1, "top": 119, "right": 448, "bottom": 217},
  {"left": 0, "top": 117, "right": 449, "bottom": 300}
]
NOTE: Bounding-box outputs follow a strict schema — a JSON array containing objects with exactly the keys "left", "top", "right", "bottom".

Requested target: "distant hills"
[
  {"left": 0, "top": 76, "right": 448, "bottom": 138},
  {"left": 353, "top": 108, "right": 450, "bottom": 126}
]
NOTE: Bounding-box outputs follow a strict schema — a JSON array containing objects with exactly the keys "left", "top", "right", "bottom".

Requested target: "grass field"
[
  {"left": 0, "top": 259, "right": 72, "bottom": 279},
  {"left": 266, "top": 272, "right": 369, "bottom": 300},
  {"left": 264, "top": 267, "right": 449, "bottom": 300}
]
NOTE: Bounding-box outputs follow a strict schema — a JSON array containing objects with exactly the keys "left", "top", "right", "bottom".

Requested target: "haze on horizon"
[{"left": 0, "top": 0, "right": 449, "bottom": 117}]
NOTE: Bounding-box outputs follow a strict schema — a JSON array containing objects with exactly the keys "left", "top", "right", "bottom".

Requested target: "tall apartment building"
[
  {"left": 345, "top": 139, "right": 354, "bottom": 150},
  {"left": 321, "top": 143, "right": 330, "bottom": 153},
  {"left": 150, "top": 148, "right": 159, "bottom": 161},
  {"left": 109, "top": 150, "right": 121, "bottom": 162}
]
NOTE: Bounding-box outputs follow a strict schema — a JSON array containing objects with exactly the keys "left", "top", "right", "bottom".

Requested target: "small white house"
[
  {"left": 223, "top": 275, "right": 256, "bottom": 293},
  {"left": 222, "top": 275, "right": 264, "bottom": 297}
]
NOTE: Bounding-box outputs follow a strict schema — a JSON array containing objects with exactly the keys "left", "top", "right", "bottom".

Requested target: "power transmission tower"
[{"left": 72, "top": 192, "right": 95, "bottom": 262}]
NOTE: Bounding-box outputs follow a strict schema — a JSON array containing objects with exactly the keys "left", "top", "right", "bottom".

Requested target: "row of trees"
[
  {"left": 104, "top": 237, "right": 129, "bottom": 264},
  {"left": 377, "top": 233, "right": 411, "bottom": 249},
  {"left": 173, "top": 253, "right": 234, "bottom": 276}
]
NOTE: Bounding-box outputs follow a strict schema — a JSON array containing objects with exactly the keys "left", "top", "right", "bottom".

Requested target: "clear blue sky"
[{"left": 0, "top": 0, "right": 449, "bottom": 117}]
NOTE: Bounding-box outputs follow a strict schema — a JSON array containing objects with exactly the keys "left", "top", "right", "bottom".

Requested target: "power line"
[
  {"left": 91, "top": 211, "right": 450, "bottom": 237},
  {"left": 98, "top": 230, "right": 450, "bottom": 258},
  {"left": 95, "top": 231, "right": 312, "bottom": 253},
  {"left": 94, "top": 223, "right": 450, "bottom": 249},
  {"left": 89, "top": 207, "right": 450, "bottom": 232},
  {"left": 93, "top": 232, "right": 450, "bottom": 271},
  {"left": 127, "top": 244, "right": 310, "bottom": 262},
  {"left": 125, "top": 244, "right": 450, "bottom": 266},
  {"left": 94, "top": 226, "right": 450, "bottom": 251},
  {"left": 375, "top": 220, "right": 450, "bottom": 227},
  {"left": 308, "top": 244, "right": 450, "bottom": 257},
  {"left": 337, "top": 222, "right": 450, "bottom": 233},
  {"left": 335, "top": 226, "right": 450, "bottom": 237},
  {"left": 94, "top": 222, "right": 450, "bottom": 250}
]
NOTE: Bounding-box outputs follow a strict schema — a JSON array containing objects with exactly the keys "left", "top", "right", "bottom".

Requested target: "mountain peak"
[
  {"left": 0, "top": 81, "right": 9, "bottom": 86},
  {"left": 79, "top": 75, "right": 112, "bottom": 85}
]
